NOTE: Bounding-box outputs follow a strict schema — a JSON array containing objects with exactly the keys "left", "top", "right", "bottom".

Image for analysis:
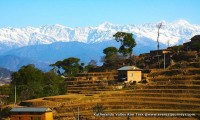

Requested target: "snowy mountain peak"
[
  {"left": 98, "top": 21, "right": 114, "bottom": 30},
  {"left": 100, "top": 21, "right": 114, "bottom": 26},
  {"left": 0, "top": 19, "right": 200, "bottom": 49},
  {"left": 174, "top": 19, "right": 190, "bottom": 26},
  {"left": 54, "top": 24, "right": 65, "bottom": 27}
]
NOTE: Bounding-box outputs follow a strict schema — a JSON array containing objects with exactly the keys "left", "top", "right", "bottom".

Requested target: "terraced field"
[
  {"left": 66, "top": 71, "right": 118, "bottom": 94},
  {"left": 19, "top": 65, "right": 200, "bottom": 120}
]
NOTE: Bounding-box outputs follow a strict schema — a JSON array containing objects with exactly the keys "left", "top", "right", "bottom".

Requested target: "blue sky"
[{"left": 0, "top": 0, "right": 200, "bottom": 28}]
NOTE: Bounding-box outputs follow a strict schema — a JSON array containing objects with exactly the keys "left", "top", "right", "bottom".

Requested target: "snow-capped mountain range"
[
  {"left": 0, "top": 19, "right": 200, "bottom": 71},
  {"left": 0, "top": 19, "right": 200, "bottom": 49}
]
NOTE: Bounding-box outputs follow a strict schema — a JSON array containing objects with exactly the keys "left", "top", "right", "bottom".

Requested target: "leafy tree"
[
  {"left": 0, "top": 85, "right": 11, "bottom": 95},
  {"left": 102, "top": 47, "right": 123, "bottom": 69},
  {"left": 113, "top": 32, "right": 136, "bottom": 58},
  {"left": 103, "top": 47, "right": 118, "bottom": 59},
  {"left": 10, "top": 64, "right": 67, "bottom": 102},
  {"left": 59, "top": 81, "right": 68, "bottom": 95},
  {"left": 11, "top": 64, "right": 44, "bottom": 100},
  {"left": 51, "top": 57, "right": 83, "bottom": 77},
  {"left": 51, "top": 60, "right": 63, "bottom": 75},
  {"left": 0, "top": 107, "right": 12, "bottom": 119},
  {"left": 43, "top": 71, "right": 64, "bottom": 96},
  {"left": 44, "top": 70, "right": 67, "bottom": 95},
  {"left": 105, "top": 54, "right": 123, "bottom": 69}
]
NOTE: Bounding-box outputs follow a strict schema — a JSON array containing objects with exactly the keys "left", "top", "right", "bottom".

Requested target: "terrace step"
[
  {"left": 100, "top": 93, "right": 200, "bottom": 99},
  {"left": 54, "top": 100, "right": 200, "bottom": 113},
  {"left": 67, "top": 86, "right": 111, "bottom": 90},
  {"left": 66, "top": 80, "right": 116, "bottom": 85},
  {"left": 135, "top": 85, "right": 200, "bottom": 89},
  {"left": 100, "top": 97, "right": 200, "bottom": 104},
  {"left": 125, "top": 89, "right": 200, "bottom": 94},
  {"left": 67, "top": 90, "right": 109, "bottom": 94},
  {"left": 148, "top": 80, "right": 200, "bottom": 85},
  {"left": 149, "top": 68, "right": 200, "bottom": 77},
  {"left": 67, "top": 83, "right": 109, "bottom": 87},
  {"left": 149, "top": 75, "right": 200, "bottom": 81}
]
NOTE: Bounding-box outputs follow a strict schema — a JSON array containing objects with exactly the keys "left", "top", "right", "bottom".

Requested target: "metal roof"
[
  {"left": 10, "top": 107, "right": 52, "bottom": 113},
  {"left": 117, "top": 66, "right": 141, "bottom": 71}
]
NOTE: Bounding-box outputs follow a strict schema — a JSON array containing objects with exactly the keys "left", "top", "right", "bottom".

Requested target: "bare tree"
[
  {"left": 156, "top": 22, "right": 163, "bottom": 69},
  {"left": 167, "top": 40, "right": 170, "bottom": 47},
  {"left": 156, "top": 22, "right": 163, "bottom": 51}
]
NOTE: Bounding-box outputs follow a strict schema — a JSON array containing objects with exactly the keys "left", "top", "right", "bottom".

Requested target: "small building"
[
  {"left": 117, "top": 66, "right": 142, "bottom": 83},
  {"left": 10, "top": 107, "right": 53, "bottom": 120}
]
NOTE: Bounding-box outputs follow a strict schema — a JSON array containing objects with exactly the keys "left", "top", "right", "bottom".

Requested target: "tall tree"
[
  {"left": 156, "top": 22, "right": 164, "bottom": 69},
  {"left": 156, "top": 22, "right": 163, "bottom": 51},
  {"left": 103, "top": 47, "right": 118, "bottom": 59},
  {"left": 11, "top": 64, "right": 44, "bottom": 101},
  {"left": 113, "top": 32, "right": 136, "bottom": 58},
  {"left": 43, "top": 70, "right": 66, "bottom": 96},
  {"left": 102, "top": 47, "right": 122, "bottom": 69},
  {"left": 51, "top": 57, "right": 82, "bottom": 77}
]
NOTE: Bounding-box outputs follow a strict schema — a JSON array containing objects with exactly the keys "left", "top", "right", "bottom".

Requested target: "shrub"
[
  {"left": 172, "top": 51, "right": 197, "bottom": 62},
  {"left": 93, "top": 103, "right": 105, "bottom": 114},
  {"left": 0, "top": 107, "right": 12, "bottom": 118}
]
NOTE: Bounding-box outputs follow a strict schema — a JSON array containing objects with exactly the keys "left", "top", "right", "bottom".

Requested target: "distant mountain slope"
[
  {"left": 0, "top": 67, "right": 12, "bottom": 85},
  {"left": 1, "top": 41, "right": 119, "bottom": 71},
  {"left": 0, "top": 55, "right": 50, "bottom": 71},
  {"left": 1, "top": 40, "right": 166, "bottom": 71}
]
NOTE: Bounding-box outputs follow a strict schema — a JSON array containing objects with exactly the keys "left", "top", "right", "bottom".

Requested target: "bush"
[
  {"left": 93, "top": 103, "right": 105, "bottom": 114},
  {"left": 138, "top": 79, "right": 147, "bottom": 84},
  {"left": 172, "top": 51, "right": 197, "bottom": 62},
  {"left": 0, "top": 107, "right": 11, "bottom": 118},
  {"left": 169, "top": 61, "right": 188, "bottom": 69}
]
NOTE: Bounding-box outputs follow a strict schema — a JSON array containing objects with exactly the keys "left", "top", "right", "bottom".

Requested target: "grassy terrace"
[
  {"left": 150, "top": 75, "right": 200, "bottom": 81},
  {"left": 17, "top": 67, "right": 200, "bottom": 120}
]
